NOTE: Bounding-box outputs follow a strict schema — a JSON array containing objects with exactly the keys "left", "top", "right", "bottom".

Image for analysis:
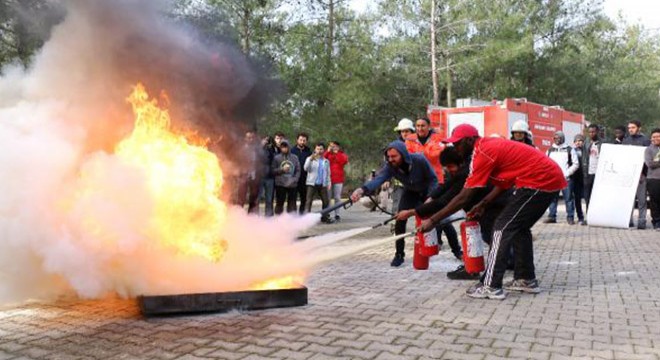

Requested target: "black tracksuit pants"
[
  {"left": 394, "top": 190, "right": 460, "bottom": 256},
  {"left": 482, "top": 188, "right": 556, "bottom": 289},
  {"left": 647, "top": 179, "right": 660, "bottom": 228}
]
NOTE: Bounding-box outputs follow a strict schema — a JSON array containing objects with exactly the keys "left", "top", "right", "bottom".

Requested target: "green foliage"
[{"left": 2, "top": 0, "right": 659, "bottom": 185}]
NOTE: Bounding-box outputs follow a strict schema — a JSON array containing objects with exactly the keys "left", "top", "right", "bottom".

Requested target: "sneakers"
[
  {"left": 567, "top": 219, "right": 575, "bottom": 225},
  {"left": 637, "top": 223, "right": 646, "bottom": 230},
  {"left": 321, "top": 217, "right": 335, "bottom": 224},
  {"left": 453, "top": 251, "right": 463, "bottom": 261},
  {"left": 466, "top": 283, "right": 506, "bottom": 300},
  {"left": 334, "top": 215, "right": 341, "bottom": 223},
  {"left": 503, "top": 279, "right": 541, "bottom": 294},
  {"left": 579, "top": 220, "right": 587, "bottom": 226},
  {"left": 447, "top": 265, "right": 480, "bottom": 280},
  {"left": 543, "top": 218, "right": 557, "bottom": 224},
  {"left": 390, "top": 253, "right": 404, "bottom": 267}
]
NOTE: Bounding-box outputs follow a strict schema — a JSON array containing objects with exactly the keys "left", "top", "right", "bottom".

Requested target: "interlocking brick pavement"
[{"left": 1, "top": 205, "right": 660, "bottom": 359}]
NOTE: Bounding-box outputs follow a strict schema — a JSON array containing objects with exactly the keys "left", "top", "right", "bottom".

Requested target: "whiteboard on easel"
[{"left": 586, "top": 144, "right": 645, "bottom": 229}]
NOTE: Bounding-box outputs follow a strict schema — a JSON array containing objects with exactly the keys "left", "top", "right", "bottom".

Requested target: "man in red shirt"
[
  {"left": 420, "top": 124, "right": 566, "bottom": 300},
  {"left": 325, "top": 141, "right": 349, "bottom": 222}
]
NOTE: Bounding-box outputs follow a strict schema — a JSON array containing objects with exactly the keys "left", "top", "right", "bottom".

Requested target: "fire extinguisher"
[
  {"left": 413, "top": 215, "right": 439, "bottom": 270},
  {"left": 460, "top": 220, "right": 485, "bottom": 274}
]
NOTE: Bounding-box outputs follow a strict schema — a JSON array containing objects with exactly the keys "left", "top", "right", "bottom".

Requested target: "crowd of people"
[
  {"left": 346, "top": 117, "right": 660, "bottom": 300},
  {"left": 234, "top": 130, "right": 349, "bottom": 223}
]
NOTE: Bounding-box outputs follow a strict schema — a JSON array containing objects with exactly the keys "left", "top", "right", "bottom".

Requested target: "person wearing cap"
[
  {"left": 350, "top": 141, "right": 438, "bottom": 267},
  {"left": 544, "top": 131, "right": 579, "bottom": 225},
  {"left": 510, "top": 120, "right": 535, "bottom": 147},
  {"left": 572, "top": 134, "right": 586, "bottom": 225},
  {"left": 272, "top": 140, "right": 301, "bottom": 215},
  {"left": 419, "top": 124, "right": 565, "bottom": 299}
]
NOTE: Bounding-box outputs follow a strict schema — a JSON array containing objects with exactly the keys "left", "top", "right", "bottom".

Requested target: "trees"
[{"left": 2, "top": 0, "right": 659, "bottom": 183}]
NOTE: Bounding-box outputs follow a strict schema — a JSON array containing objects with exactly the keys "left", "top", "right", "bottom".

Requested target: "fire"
[
  {"left": 114, "top": 83, "right": 228, "bottom": 262},
  {"left": 250, "top": 275, "right": 305, "bottom": 290}
]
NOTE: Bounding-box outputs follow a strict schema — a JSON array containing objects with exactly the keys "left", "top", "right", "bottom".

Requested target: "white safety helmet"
[
  {"left": 394, "top": 118, "right": 415, "bottom": 132},
  {"left": 511, "top": 120, "right": 529, "bottom": 133},
  {"left": 511, "top": 120, "right": 533, "bottom": 137}
]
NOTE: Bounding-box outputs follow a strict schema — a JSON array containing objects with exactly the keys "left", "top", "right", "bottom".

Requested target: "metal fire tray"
[{"left": 137, "top": 286, "right": 308, "bottom": 316}]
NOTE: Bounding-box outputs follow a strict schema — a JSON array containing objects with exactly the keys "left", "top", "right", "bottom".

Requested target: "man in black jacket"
[{"left": 291, "top": 133, "right": 312, "bottom": 214}]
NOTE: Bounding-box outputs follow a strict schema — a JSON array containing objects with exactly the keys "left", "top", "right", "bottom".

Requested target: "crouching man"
[
  {"left": 350, "top": 141, "right": 437, "bottom": 267},
  {"left": 420, "top": 124, "right": 565, "bottom": 300}
]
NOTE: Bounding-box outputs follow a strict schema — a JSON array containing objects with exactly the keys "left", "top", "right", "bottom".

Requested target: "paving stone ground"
[{"left": 1, "top": 204, "right": 659, "bottom": 360}]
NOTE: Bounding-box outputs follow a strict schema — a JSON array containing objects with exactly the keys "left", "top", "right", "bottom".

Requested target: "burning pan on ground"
[{"left": 138, "top": 286, "right": 308, "bottom": 316}]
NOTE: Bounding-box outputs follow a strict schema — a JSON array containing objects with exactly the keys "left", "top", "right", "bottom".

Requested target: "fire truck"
[{"left": 427, "top": 98, "right": 586, "bottom": 153}]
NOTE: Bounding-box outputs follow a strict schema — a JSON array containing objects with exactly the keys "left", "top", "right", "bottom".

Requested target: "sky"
[
  {"left": 603, "top": 0, "right": 660, "bottom": 30},
  {"left": 349, "top": 0, "right": 660, "bottom": 31}
]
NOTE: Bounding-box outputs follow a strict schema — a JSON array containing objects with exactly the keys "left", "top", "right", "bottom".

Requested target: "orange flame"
[
  {"left": 115, "top": 83, "right": 228, "bottom": 262},
  {"left": 250, "top": 275, "right": 305, "bottom": 290}
]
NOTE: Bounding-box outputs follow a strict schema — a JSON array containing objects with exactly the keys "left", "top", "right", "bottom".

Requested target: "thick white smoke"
[{"left": 0, "top": 0, "right": 317, "bottom": 304}]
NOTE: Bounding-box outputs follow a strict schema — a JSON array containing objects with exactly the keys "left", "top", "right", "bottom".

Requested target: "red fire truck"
[{"left": 427, "top": 98, "right": 586, "bottom": 153}]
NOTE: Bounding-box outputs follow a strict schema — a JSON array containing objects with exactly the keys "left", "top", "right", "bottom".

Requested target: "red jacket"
[
  {"left": 405, "top": 131, "right": 446, "bottom": 184},
  {"left": 324, "top": 150, "right": 349, "bottom": 184}
]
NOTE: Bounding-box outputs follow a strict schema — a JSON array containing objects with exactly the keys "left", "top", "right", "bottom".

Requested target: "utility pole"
[
  {"left": 430, "top": 0, "right": 439, "bottom": 106},
  {"left": 327, "top": 0, "right": 335, "bottom": 80}
]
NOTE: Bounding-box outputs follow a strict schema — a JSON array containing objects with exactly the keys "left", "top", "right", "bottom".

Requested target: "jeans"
[
  {"left": 548, "top": 179, "right": 575, "bottom": 221},
  {"left": 482, "top": 189, "right": 556, "bottom": 289},
  {"left": 572, "top": 175, "right": 584, "bottom": 221},
  {"left": 259, "top": 178, "right": 274, "bottom": 216},
  {"left": 330, "top": 183, "right": 344, "bottom": 217},
  {"left": 275, "top": 186, "right": 297, "bottom": 214}
]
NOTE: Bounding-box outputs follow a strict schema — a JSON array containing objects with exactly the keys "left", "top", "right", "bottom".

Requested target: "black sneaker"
[
  {"left": 466, "top": 283, "right": 506, "bottom": 300},
  {"left": 503, "top": 279, "right": 541, "bottom": 294},
  {"left": 543, "top": 218, "right": 557, "bottom": 224},
  {"left": 453, "top": 251, "right": 463, "bottom": 260},
  {"left": 334, "top": 215, "right": 341, "bottom": 222},
  {"left": 637, "top": 223, "right": 646, "bottom": 230},
  {"left": 390, "top": 254, "right": 404, "bottom": 267},
  {"left": 447, "top": 265, "right": 480, "bottom": 280}
]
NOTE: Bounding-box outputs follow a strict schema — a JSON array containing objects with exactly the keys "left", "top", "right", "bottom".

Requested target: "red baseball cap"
[{"left": 444, "top": 124, "right": 480, "bottom": 143}]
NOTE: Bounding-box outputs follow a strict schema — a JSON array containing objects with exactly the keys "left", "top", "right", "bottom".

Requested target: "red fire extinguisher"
[
  {"left": 460, "top": 221, "right": 485, "bottom": 274},
  {"left": 413, "top": 215, "right": 439, "bottom": 270}
]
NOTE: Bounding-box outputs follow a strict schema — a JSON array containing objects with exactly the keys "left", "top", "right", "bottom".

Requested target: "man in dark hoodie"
[{"left": 350, "top": 141, "right": 438, "bottom": 267}]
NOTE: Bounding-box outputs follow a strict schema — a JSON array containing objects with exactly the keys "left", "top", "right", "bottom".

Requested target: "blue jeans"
[
  {"left": 259, "top": 178, "right": 274, "bottom": 216},
  {"left": 548, "top": 179, "right": 575, "bottom": 220}
]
